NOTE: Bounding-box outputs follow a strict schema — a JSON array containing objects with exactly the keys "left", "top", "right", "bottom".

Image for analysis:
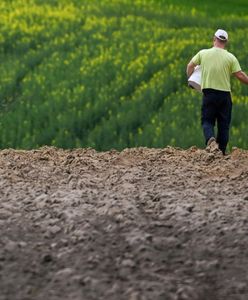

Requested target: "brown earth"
[{"left": 0, "top": 146, "right": 248, "bottom": 300}]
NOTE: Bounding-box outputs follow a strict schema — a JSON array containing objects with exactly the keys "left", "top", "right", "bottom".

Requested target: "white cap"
[{"left": 215, "top": 29, "right": 228, "bottom": 41}]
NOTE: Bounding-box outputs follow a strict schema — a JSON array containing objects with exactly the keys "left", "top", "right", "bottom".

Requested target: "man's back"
[{"left": 192, "top": 47, "right": 241, "bottom": 91}]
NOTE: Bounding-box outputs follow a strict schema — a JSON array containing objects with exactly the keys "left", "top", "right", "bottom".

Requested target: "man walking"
[{"left": 187, "top": 29, "right": 248, "bottom": 155}]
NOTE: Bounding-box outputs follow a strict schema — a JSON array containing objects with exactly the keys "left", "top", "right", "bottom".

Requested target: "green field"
[{"left": 0, "top": 0, "right": 248, "bottom": 151}]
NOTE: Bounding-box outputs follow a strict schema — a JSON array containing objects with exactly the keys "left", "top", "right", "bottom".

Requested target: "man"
[{"left": 187, "top": 29, "right": 248, "bottom": 155}]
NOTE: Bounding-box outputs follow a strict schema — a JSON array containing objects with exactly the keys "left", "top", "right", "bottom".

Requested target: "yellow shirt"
[{"left": 191, "top": 47, "right": 241, "bottom": 91}]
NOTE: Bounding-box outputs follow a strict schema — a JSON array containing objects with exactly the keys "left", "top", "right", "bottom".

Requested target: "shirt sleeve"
[
  {"left": 191, "top": 51, "right": 201, "bottom": 65},
  {"left": 231, "top": 56, "right": 241, "bottom": 73}
]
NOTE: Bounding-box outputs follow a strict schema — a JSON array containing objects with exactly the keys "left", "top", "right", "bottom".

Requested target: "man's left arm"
[{"left": 186, "top": 61, "right": 197, "bottom": 78}]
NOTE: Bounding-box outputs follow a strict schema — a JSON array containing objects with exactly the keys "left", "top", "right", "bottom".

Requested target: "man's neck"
[{"left": 213, "top": 41, "right": 225, "bottom": 49}]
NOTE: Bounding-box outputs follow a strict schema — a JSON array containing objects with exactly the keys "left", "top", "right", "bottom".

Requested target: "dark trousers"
[{"left": 201, "top": 89, "right": 232, "bottom": 155}]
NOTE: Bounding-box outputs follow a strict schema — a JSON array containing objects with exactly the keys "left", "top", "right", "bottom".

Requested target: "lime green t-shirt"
[{"left": 191, "top": 47, "right": 241, "bottom": 91}]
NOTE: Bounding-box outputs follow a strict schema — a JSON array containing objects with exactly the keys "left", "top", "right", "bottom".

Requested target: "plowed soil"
[{"left": 0, "top": 146, "right": 248, "bottom": 300}]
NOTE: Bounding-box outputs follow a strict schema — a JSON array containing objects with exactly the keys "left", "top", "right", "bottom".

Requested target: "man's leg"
[
  {"left": 201, "top": 91, "right": 217, "bottom": 144},
  {"left": 216, "top": 93, "right": 232, "bottom": 155}
]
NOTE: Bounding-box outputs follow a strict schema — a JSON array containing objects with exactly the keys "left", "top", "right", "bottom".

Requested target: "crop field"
[{"left": 0, "top": 0, "right": 248, "bottom": 151}]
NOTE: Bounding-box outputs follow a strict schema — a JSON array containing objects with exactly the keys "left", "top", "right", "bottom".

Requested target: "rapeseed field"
[{"left": 0, "top": 0, "right": 248, "bottom": 150}]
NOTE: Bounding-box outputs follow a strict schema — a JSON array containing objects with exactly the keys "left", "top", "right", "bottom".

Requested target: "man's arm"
[
  {"left": 186, "top": 61, "right": 196, "bottom": 78},
  {"left": 233, "top": 70, "right": 248, "bottom": 84}
]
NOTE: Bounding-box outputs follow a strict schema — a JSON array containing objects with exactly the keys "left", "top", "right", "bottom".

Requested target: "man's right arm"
[{"left": 233, "top": 71, "right": 248, "bottom": 84}]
